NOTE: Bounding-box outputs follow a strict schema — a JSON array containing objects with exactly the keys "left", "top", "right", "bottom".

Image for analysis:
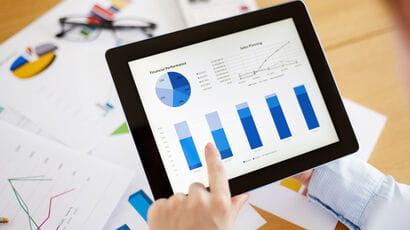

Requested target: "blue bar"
[
  {"left": 236, "top": 103, "right": 263, "bottom": 149},
  {"left": 294, "top": 85, "right": 320, "bottom": 129},
  {"left": 116, "top": 224, "right": 131, "bottom": 230},
  {"left": 265, "top": 94, "right": 292, "bottom": 139},
  {"left": 175, "top": 121, "right": 202, "bottom": 170},
  {"left": 128, "top": 190, "right": 153, "bottom": 222},
  {"left": 206, "top": 112, "right": 233, "bottom": 159}
]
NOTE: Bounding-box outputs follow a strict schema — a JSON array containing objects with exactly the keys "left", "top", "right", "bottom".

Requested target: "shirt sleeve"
[{"left": 307, "top": 155, "right": 410, "bottom": 230}]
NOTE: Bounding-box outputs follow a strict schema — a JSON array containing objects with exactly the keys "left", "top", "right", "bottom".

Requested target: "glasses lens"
[
  {"left": 112, "top": 18, "right": 156, "bottom": 44},
  {"left": 59, "top": 16, "right": 102, "bottom": 42}
]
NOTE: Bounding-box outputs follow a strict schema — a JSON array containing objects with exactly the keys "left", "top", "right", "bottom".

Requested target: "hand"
[
  {"left": 292, "top": 170, "right": 313, "bottom": 196},
  {"left": 148, "top": 143, "right": 249, "bottom": 230},
  {"left": 293, "top": 170, "right": 313, "bottom": 187}
]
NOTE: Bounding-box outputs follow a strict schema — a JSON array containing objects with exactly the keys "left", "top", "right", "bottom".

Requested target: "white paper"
[
  {"left": 91, "top": 133, "right": 153, "bottom": 230},
  {"left": 0, "top": 104, "right": 54, "bottom": 141},
  {"left": 247, "top": 99, "right": 387, "bottom": 229},
  {"left": 233, "top": 203, "right": 266, "bottom": 230},
  {"left": 88, "top": 132, "right": 142, "bottom": 171},
  {"left": 249, "top": 182, "right": 338, "bottom": 229},
  {"left": 0, "top": 0, "right": 185, "bottom": 151},
  {"left": 177, "top": 0, "right": 258, "bottom": 26},
  {"left": 0, "top": 121, "right": 134, "bottom": 230},
  {"left": 343, "top": 99, "right": 387, "bottom": 161}
]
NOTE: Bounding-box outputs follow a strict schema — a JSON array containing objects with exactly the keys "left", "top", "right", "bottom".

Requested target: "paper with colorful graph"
[
  {"left": 0, "top": 121, "right": 134, "bottom": 229},
  {"left": 0, "top": 0, "right": 186, "bottom": 151}
]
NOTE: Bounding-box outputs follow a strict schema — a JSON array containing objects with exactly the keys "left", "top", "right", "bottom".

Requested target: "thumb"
[{"left": 231, "top": 193, "right": 249, "bottom": 217}]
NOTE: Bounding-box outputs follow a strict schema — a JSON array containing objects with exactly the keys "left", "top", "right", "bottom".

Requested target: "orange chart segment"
[
  {"left": 13, "top": 52, "right": 56, "bottom": 79},
  {"left": 250, "top": 204, "right": 305, "bottom": 230},
  {"left": 280, "top": 178, "right": 302, "bottom": 193}
]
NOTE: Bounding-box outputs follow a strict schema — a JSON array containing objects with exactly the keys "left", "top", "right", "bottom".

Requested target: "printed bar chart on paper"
[
  {"left": 0, "top": 122, "right": 133, "bottom": 230},
  {"left": 280, "top": 178, "right": 303, "bottom": 193},
  {"left": 128, "top": 190, "right": 153, "bottom": 222},
  {"left": 236, "top": 103, "right": 263, "bottom": 149},
  {"left": 294, "top": 85, "right": 320, "bottom": 130},
  {"left": 175, "top": 121, "right": 202, "bottom": 170},
  {"left": 265, "top": 94, "right": 292, "bottom": 139},
  {"left": 206, "top": 111, "right": 233, "bottom": 159},
  {"left": 116, "top": 224, "right": 131, "bottom": 230}
]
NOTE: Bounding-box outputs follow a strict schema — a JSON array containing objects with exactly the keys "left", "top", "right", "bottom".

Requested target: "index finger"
[{"left": 205, "top": 143, "right": 230, "bottom": 197}]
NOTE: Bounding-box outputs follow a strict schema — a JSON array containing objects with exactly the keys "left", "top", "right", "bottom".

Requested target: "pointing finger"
[{"left": 205, "top": 143, "right": 230, "bottom": 197}]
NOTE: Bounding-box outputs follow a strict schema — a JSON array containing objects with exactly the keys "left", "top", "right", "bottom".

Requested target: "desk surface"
[{"left": 1, "top": 0, "right": 409, "bottom": 229}]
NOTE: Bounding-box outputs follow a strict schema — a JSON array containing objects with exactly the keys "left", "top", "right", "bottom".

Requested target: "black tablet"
[{"left": 106, "top": 0, "right": 358, "bottom": 199}]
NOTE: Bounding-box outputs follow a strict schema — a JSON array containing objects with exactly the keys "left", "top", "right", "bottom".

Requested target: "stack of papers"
[
  {"left": 0, "top": 121, "right": 134, "bottom": 229},
  {"left": 0, "top": 0, "right": 387, "bottom": 229}
]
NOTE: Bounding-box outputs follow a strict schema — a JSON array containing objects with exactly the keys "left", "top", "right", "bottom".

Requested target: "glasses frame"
[{"left": 56, "top": 15, "right": 157, "bottom": 43}]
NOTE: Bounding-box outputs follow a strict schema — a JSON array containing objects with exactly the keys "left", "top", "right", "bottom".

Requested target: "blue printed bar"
[
  {"left": 116, "top": 224, "right": 131, "bottom": 230},
  {"left": 175, "top": 121, "right": 202, "bottom": 170},
  {"left": 294, "top": 85, "right": 320, "bottom": 130},
  {"left": 205, "top": 112, "right": 233, "bottom": 159},
  {"left": 128, "top": 190, "right": 153, "bottom": 222},
  {"left": 265, "top": 94, "right": 292, "bottom": 139},
  {"left": 236, "top": 103, "right": 263, "bottom": 149}
]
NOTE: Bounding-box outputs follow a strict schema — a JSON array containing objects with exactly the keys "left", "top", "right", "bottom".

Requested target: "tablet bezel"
[{"left": 106, "top": 0, "right": 358, "bottom": 199}]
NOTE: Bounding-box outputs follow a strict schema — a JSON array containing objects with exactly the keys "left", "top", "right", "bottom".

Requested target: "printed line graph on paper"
[
  {"left": 7, "top": 176, "right": 75, "bottom": 230},
  {"left": 0, "top": 122, "right": 134, "bottom": 230}
]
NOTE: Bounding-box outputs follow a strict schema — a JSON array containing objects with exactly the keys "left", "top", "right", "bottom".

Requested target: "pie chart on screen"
[
  {"left": 10, "top": 43, "right": 58, "bottom": 79},
  {"left": 155, "top": 72, "right": 191, "bottom": 107}
]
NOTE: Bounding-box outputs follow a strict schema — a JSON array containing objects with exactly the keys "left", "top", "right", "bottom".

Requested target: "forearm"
[{"left": 307, "top": 156, "right": 410, "bottom": 230}]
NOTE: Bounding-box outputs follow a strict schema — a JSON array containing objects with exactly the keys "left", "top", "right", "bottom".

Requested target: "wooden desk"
[{"left": 2, "top": 0, "right": 409, "bottom": 229}]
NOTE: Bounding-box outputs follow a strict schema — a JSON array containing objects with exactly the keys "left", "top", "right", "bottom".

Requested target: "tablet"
[{"left": 106, "top": 0, "right": 358, "bottom": 199}]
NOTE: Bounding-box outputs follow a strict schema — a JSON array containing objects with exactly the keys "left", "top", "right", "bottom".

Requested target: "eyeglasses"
[{"left": 56, "top": 15, "right": 157, "bottom": 44}]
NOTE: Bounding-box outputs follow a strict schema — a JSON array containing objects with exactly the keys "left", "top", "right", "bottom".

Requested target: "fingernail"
[{"left": 205, "top": 142, "right": 214, "bottom": 151}]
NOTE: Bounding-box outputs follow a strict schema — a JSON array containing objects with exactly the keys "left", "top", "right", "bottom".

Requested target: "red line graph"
[{"left": 35, "top": 188, "right": 75, "bottom": 230}]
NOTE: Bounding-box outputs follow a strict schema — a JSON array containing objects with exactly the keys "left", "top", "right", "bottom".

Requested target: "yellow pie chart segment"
[{"left": 12, "top": 52, "right": 56, "bottom": 79}]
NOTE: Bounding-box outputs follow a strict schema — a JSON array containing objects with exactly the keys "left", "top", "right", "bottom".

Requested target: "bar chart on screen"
[
  {"left": 236, "top": 102, "right": 264, "bottom": 149},
  {"left": 265, "top": 94, "right": 292, "bottom": 140},
  {"left": 0, "top": 122, "right": 133, "bottom": 230},
  {"left": 294, "top": 85, "right": 320, "bottom": 130},
  {"left": 175, "top": 121, "right": 202, "bottom": 170},
  {"left": 206, "top": 111, "right": 233, "bottom": 159},
  {"left": 172, "top": 84, "right": 322, "bottom": 172}
]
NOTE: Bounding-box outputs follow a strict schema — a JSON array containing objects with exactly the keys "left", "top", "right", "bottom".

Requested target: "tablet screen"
[{"left": 128, "top": 18, "right": 339, "bottom": 193}]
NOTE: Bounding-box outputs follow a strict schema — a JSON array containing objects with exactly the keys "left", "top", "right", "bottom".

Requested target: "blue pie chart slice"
[{"left": 155, "top": 72, "right": 191, "bottom": 107}]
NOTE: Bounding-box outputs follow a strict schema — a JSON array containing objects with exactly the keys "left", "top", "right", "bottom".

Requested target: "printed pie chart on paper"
[
  {"left": 10, "top": 43, "right": 58, "bottom": 79},
  {"left": 155, "top": 71, "right": 191, "bottom": 107}
]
